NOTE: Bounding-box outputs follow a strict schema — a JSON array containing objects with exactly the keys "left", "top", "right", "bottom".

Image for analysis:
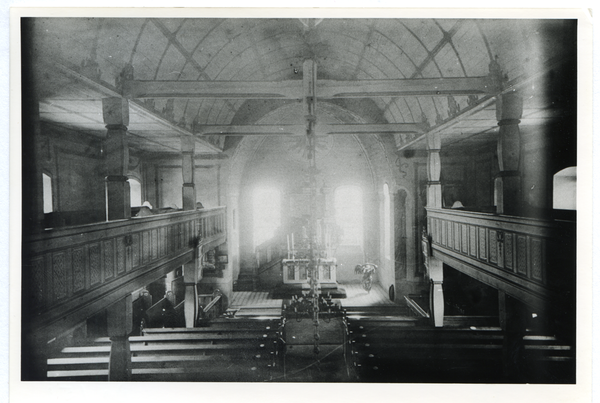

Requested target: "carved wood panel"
[
  {"left": 72, "top": 247, "right": 85, "bottom": 293},
  {"left": 461, "top": 224, "right": 468, "bottom": 254},
  {"left": 489, "top": 230, "right": 498, "bottom": 264},
  {"left": 454, "top": 222, "right": 460, "bottom": 251},
  {"left": 478, "top": 228, "right": 487, "bottom": 261},
  {"left": 469, "top": 225, "right": 477, "bottom": 257},
  {"left": 517, "top": 236, "right": 528, "bottom": 276}
]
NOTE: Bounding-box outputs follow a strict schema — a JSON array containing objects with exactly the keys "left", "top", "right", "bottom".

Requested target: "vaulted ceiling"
[{"left": 28, "top": 17, "right": 576, "bottom": 156}]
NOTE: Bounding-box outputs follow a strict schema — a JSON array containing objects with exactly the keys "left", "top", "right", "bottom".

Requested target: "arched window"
[
  {"left": 128, "top": 178, "right": 142, "bottom": 207},
  {"left": 553, "top": 167, "right": 576, "bottom": 210},
  {"left": 42, "top": 172, "right": 53, "bottom": 213},
  {"left": 253, "top": 187, "right": 281, "bottom": 246},
  {"left": 334, "top": 185, "right": 363, "bottom": 246},
  {"left": 383, "top": 183, "right": 391, "bottom": 259}
]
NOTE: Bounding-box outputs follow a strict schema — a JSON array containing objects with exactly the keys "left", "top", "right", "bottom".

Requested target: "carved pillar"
[
  {"left": 183, "top": 261, "right": 199, "bottom": 328},
  {"left": 103, "top": 97, "right": 130, "bottom": 221},
  {"left": 181, "top": 135, "right": 196, "bottom": 211},
  {"left": 106, "top": 295, "right": 133, "bottom": 381},
  {"left": 426, "top": 132, "right": 442, "bottom": 209},
  {"left": 426, "top": 131, "right": 444, "bottom": 327},
  {"left": 495, "top": 93, "right": 523, "bottom": 216}
]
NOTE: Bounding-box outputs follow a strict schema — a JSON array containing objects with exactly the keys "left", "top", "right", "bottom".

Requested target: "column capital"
[
  {"left": 496, "top": 92, "right": 523, "bottom": 121},
  {"left": 426, "top": 131, "right": 441, "bottom": 150},
  {"left": 181, "top": 134, "right": 196, "bottom": 152},
  {"left": 102, "top": 97, "right": 129, "bottom": 126}
]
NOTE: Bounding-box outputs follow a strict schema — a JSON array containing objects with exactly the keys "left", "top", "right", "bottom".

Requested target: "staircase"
[{"left": 233, "top": 271, "right": 258, "bottom": 292}]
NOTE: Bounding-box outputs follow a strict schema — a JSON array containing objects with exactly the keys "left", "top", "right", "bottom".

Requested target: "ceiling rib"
[
  {"left": 151, "top": 19, "right": 238, "bottom": 115},
  {"left": 409, "top": 21, "right": 462, "bottom": 79}
]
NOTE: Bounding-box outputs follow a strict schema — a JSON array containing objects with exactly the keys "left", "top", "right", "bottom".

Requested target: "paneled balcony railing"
[
  {"left": 426, "top": 208, "right": 575, "bottom": 309},
  {"left": 22, "top": 207, "right": 226, "bottom": 339}
]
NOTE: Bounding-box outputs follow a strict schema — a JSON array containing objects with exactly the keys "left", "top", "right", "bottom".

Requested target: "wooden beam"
[
  {"left": 318, "top": 77, "right": 494, "bottom": 98},
  {"left": 197, "top": 124, "right": 303, "bottom": 136},
  {"left": 122, "top": 76, "right": 494, "bottom": 100},
  {"left": 323, "top": 123, "right": 426, "bottom": 134},
  {"left": 196, "top": 123, "right": 425, "bottom": 136},
  {"left": 123, "top": 80, "right": 301, "bottom": 99}
]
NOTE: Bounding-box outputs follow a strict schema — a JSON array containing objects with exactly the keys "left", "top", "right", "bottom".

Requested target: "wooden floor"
[
  {"left": 341, "top": 282, "right": 396, "bottom": 308},
  {"left": 229, "top": 282, "right": 398, "bottom": 317}
]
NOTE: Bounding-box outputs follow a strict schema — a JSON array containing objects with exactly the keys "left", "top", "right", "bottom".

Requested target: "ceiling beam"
[
  {"left": 396, "top": 55, "right": 571, "bottom": 152},
  {"left": 122, "top": 76, "right": 495, "bottom": 100},
  {"left": 196, "top": 123, "right": 425, "bottom": 136},
  {"left": 318, "top": 77, "right": 493, "bottom": 98}
]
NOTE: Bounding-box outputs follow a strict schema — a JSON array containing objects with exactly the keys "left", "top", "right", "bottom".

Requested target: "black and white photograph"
[{"left": 9, "top": 6, "right": 594, "bottom": 403}]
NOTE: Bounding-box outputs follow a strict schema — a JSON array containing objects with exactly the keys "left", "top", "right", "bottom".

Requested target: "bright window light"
[
  {"left": 383, "top": 183, "right": 391, "bottom": 259},
  {"left": 253, "top": 187, "right": 281, "bottom": 246},
  {"left": 553, "top": 167, "right": 576, "bottom": 210},
  {"left": 42, "top": 173, "right": 53, "bottom": 213},
  {"left": 128, "top": 178, "right": 142, "bottom": 207},
  {"left": 334, "top": 185, "right": 363, "bottom": 246}
]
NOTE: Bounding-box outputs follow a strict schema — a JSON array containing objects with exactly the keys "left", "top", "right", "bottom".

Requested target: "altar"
[
  {"left": 272, "top": 258, "right": 346, "bottom": 299},
  {"left": 282, "top": 258, "right": 337, "bottom": 284}
]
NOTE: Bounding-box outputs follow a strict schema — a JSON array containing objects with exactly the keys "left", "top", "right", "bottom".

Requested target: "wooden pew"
[{"left": 47, "top": 317, "right": 283, "bottom": 381}]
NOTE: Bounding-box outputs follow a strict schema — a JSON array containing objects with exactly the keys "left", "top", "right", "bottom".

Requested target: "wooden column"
[
  {"left": 21, "top": 20, "right": 44, "bottom": 234},
  {"left": 181, "top": 134, "right": 199, "bottom": 327},
  {"left": 103, "top": 97, "right": 131, "bottom": 221},
  {"left": 106, "top": 295, "right": 133, "bottom": 381},
  {"left": 426, "top": 131, "right": 444, "bottom": 327},
  {"left": 183, "top": 258, "right": 200, "bottom": 328},
  {"left": 495, "top": 92, "right": 523, "bottom": 216},
  {"left": 181, "top": 135, "right": 196, "bottom": 211}
]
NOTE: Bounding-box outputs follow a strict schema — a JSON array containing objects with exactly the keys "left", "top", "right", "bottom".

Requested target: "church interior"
[{"left": 20, "top": 16, "right": 578, "bottom": 384}]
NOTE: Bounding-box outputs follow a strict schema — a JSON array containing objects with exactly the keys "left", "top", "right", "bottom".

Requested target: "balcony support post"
[
  {"left": 181, "top": 134, "right": 197, "bottom": 211},
  {"left": 426, "top": 131, "right": 444, "bottom": 327},
  {"left": 103, "top": 97, "right": 131, "bottom": 221},
  {"left": 107, "top": 294, "right": 133, "bottom": 381},
  {"left": 495, "top": 91, "right": 523, "bottom": 216},
  {"left": 183, "top": 251, "right": 201, "bottom": 327}
]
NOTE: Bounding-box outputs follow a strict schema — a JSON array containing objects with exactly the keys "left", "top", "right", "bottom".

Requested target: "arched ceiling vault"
[{"left": 32, "top": 18, "right": 575, "bottom": 159}]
